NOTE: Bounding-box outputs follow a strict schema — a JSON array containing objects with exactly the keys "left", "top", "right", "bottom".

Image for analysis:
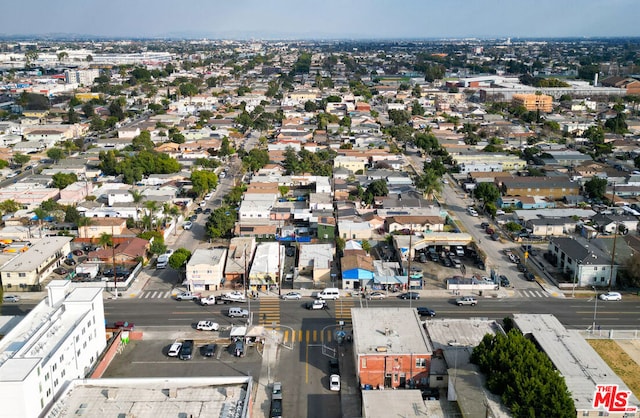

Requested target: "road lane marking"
[{"left": 313, "top": 330, "right": 317, "bottom": 342}]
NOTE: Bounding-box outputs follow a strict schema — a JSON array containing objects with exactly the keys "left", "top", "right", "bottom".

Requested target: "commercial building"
[
  {"left": 185, "top": 248, "right": 228, "bottom": 291},
  {"left": 352, "top": 307, "right": 433, "bottom": 389},
  {"left": 0, "top": 281, "right": 106, "bottom": 418},
  {"left": 513, "top": 314, "right": 640, "bottom": 417}
]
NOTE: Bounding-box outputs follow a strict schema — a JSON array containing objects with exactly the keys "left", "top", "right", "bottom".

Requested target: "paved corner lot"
[{"left": 102, "top": 335, "right": 263, "bottom": 379}]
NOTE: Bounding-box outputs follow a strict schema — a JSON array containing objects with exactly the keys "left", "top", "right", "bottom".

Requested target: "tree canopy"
[
  {"left": 190, "top": 170, "right": 218, "bottom": 197},
  {"left": 584, "top": 177, "right": 608, "bottom": 200},
  {"left": 471, "top": 329, "right": 575, "bottom": 418},
  {"left": 169, "top": 248, "right": 191, "bottom": 270},
  {"left": 99, "top": 150, "right": 181, "bottom": 184},
  {"left": 205, "top": 205, "right": 236, "bottom": 239},
  {"left": 474, "top": 183, "right": 501, "bottom": 205},
  {"left": 52, "top": 172, "right": 78, "bottom": 189}
]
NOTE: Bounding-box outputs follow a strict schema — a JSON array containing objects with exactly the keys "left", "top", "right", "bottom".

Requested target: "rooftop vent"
[{"left": 376, "top": 346, "right": 387, "bottom": 352}]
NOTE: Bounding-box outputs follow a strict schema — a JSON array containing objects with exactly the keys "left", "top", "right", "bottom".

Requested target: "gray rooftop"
[
  {"left": 352, "top": 308, "right": 433, "bottom": 355},
  {"left": 45, "top": 377, "right": 252, "bottom": 418},
  {"left": 513, "top": 314, "right": 640, "bottom": 412},
  {"left": 362, "top": 390, "right": 439, "bottom": 417},
  {"left": 0, "top": 236, "right": 72, "bottom": 272}
]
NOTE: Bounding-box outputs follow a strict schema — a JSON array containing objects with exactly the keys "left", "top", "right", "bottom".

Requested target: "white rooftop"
[{"left": 0, "top": 236, "right": 72, "bottom": 272}]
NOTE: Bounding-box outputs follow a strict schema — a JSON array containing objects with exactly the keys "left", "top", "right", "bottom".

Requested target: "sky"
[{"left": 2, "top": 0, "right": 639, "bottom": 39}]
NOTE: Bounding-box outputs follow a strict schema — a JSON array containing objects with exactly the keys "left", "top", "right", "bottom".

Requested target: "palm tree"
[
  {"left": 144, "top": 200, "right": 159, "bottom": 231},
  {"left": 77, "top": 216, "right": 94, "bottom": 239},
  {"left": 416, "top": 169, "right": 443, "bottom": 201},
  {"left": 129, "top": 189, "right": 144, "bottom": 229},
  {"left": 168, "top": 205, "right": 181, "bottom": 236}
]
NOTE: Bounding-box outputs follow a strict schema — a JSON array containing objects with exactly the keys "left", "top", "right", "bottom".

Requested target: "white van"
[{"left": 317, "top": 288, "right": 340, "bottom": 300}]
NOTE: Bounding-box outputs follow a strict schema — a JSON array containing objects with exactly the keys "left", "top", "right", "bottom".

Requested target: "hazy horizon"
[{"left": 1, "top": 0, "right": 639, "bottom": 40}]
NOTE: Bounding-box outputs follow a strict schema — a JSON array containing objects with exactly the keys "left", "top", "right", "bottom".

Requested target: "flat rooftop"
[
  {"left": 45, "top": 377, "right": 252, "bottom": 418},
  {"left": 426, "top": 318, "right": 502, "bottom": 350},
  {"left": 352, "top": 307, "right": 433, "bottom": 355},
  {"left": 0, "top": 236, "right": 72, "bottom": 272},
  {"left": 362, "top": 389, "right": 441, "bottom": 417},
  {"left": 513, "top": 314, "right": 640, "bottom": 412}
]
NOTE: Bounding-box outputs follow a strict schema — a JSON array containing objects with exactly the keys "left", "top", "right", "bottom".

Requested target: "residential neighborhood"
[{"left": 0, "top": 36, "right": 640, "bottom": 418}]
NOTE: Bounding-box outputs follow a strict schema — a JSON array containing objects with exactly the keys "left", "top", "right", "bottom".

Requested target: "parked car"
[
  {"left": 63, "top": 258, "right": 77, "bottom": 266},
  {"left": 399, "top": 292, "right": 420, "bottom": 300},
  {"left": 285, "top": 246, "right": 295, "bottom": 257},
  {"left": 196, "top": 320, "right": 220, "bottom": 331},
  {"left": 72, "top": 249, "right": 84, "bottom": 256},
  {"left": 441, "top": 257, "right": 452, "bottom": 267},
  {"left": 195, "top": 207, "right": 203, "bottom": 214},
  {"left": 179, "top": 339, "right": 194, "bottom": 360},
  {"left": 183, "top": 221, "right": 193, "bottom": 230},
  {"left": 204, "top": 208, "right": 212, "bottom": 214},
  {"left": 524, "top": 272, "right": 536, "bottom": 281},
  {"left": 367, "top": 292, "right": 386, "bottom": 300},
  {"left": 54, "top": 267, "right": 68, "bottom": 275},
  {"left": 490, "top": 233, "right": 500, "bottom": 241},
  {"left": 329, "top": 374, "right": 341, "bottom": 392},
  {"left": 167, "top": 342, "right": 182, "bottom": 357},
  {"left": 3, "top": 294, "right": 20, "bottom": 303},
  {"left": 224, "top": 291, "right": 246, "bottom": 302},
  {"left": 280, "top": 292, "right": 302, "bottom": 300},
  {"left": 416, "top": 307, "right": 436, "bottom": 317},
  {"left": 516, "top": 263, "right": 527, "bottom": 272},
  {"left": 231, "top": 339, "right": 244, "bottom": 357},
  {"left": 329, "top": 358, "right": 340, "bottom": 375},
  {"left": 486, "top": 227, "right": 495, "bottom": 235},
  {"left": 599, "top": 292, "right": 622, "bottom": 301},
  {"left": 201, "top": 343, "right": 217, "bottom": 357},
  {"left": 480, "top": 222, "right": 489, "bottom": 229},
  {"left": 499, "top": 275, "right": 511, "bottom": 287}
]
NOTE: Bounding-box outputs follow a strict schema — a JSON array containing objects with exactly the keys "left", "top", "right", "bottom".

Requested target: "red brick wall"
[{"left": 357, "top": 353, "right": 431, "bottom": 388}]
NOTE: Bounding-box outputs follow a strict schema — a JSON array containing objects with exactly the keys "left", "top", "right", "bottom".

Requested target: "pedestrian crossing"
[
  {"left": 138, "top": 290, "right": 174, "bottom": 299},
  {"left": 514, "top": 289, "right": 549, "bottom": 298},
  {"left": 335, "top": 298, "right": 354, "bottom": 326},
  {"left": 257, "top": 298, "right": 280, "bottom": 325},
  {"left": 282, "top": 329, "right": 338, "bottom": 344}
]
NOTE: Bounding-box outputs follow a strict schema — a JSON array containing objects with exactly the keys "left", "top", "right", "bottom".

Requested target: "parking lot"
[{"left": 102, "top": 330, "right": 263, "bottom": 379}]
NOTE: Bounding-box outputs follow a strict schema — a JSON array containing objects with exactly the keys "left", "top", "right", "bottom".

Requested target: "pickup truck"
[
  {"left": 200, "top": 293, "right": 247, "bottom": 305},
  {"left": 174, "top": 291, "right": 200, "bottom": 301},
  {"left": 456, "top": 296, "right": 478, "bottom": 306}
]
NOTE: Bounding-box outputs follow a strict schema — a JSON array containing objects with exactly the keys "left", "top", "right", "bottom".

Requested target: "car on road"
[
  {"left": 201, "top": 343, "right": 217, "bottom": 357},
  {"left": 456, "top": 296, "right": 478, "bottom": 306},
  {"left": 183, "top": 221, "right": 193, "bottom": 230},
  {"left": 228, "top": 307, "right": 249, "bottom": 318},
  {"left": 491, "top": 233, "right": 500, "bottom": 241},
  {"left": 416, "top": 307, "right": 436, "bottom": 317},
  {"left": 3, "top": 294, "right": 20, "bottom": 303},
  {"left": 516, "top": 263, "right": 527, "bottom": 272},
  {"left": 367, "top": 292, "right": 386, "bottom": 300},
  {"left": 167, "top": 342, "right": 182, "bottom": 357},
  {"left": 224, "top": 291, "right": 246, "bottom": 302},
  {"left": 280, "top": 291, "right": 302, "bottom": 300},
  {"left": 175, "top": 291, "right": 200, "bottom": 301},
  {"left": 599, "top": 292, "right": 622, "bottom": 301},
  {"left": 480, "top": 222, "right": 489, "bottom": 229},
  {"left": 196, "top": 321, "right": 220, "bottom": 331},
  {"left": 204, "top": 208, "right": 212, "bottom": 214},
  {"left": 399, "top": 292, "right": 420, "bottom": 300},
  {"left": 306, "top": 299, "right": 328, "bottom": 310},
  {"left": 285, "top": 246, "right": 295, "bottom": 257},
  {"left": 524, "top": 272, "right": 536, "bottom": 282},
  {"left": 499, "top": 275, "right": 511, "bottom": 287},
  {"left": 486, "top": 227, "right": 495, "bottom": 235},
  {"left": 329, "top": 374, "right": 341, "bottom": 392},
  {"left": 179, "top": 339, "right": 194, "bottom": 360}
]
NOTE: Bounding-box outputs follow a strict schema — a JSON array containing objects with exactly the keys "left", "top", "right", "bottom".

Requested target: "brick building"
[{"left": 352, "top": 307, "right": 433, "bottom": 389}]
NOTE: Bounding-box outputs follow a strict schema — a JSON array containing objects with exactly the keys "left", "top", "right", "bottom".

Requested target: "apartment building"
[
  {"left": 0, "top": 281, "right": 106, "bottom": 418},
  {"left": 64, "top": 69, "right": 100, "bottom": 86},
  {"left": 512, "top": 93, "right": 553, "bottom": 112}
]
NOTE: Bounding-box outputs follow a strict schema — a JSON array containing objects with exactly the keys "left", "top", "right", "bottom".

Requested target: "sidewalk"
[{"left": 251, "top": 331, "right": 280, "bottom": 418}]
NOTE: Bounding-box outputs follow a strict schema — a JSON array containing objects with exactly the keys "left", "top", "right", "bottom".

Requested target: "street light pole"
[{"left": 592, "top": 286, "right": 598, "bottom": 333}]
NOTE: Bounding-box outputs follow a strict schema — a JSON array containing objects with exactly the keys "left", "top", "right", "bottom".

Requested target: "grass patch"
[{"left": 588, "top": 339, "right": 640, "bottom": 399}]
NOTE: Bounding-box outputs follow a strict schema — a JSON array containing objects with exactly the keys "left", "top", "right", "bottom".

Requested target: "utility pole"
[
  {"left": 112, "top": 225, "right": 118, "bottom": 300},
  {"left": 608, "top": 183, "right": 618, "bottom": 291}
]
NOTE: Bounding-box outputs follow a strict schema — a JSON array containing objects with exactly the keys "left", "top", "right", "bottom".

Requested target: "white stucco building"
[
  {"left": 185, "top": 248, "right": 228, "bottom": 291},
  {"left": 0, "top": 281, "right": 106, "bottom": 418}
]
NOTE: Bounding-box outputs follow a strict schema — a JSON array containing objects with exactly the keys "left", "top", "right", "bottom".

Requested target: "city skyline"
[{"left": 2, "top": 0, "right": 639, "bottom": 40}]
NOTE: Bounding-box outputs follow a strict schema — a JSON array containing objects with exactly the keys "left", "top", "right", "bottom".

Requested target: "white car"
[
  {"left": 496, "top": 209, "right": 506, "bottom": 216},
  {"left": 196, "top": 321, "right": 220, "bottom": 331},
  {"left": 204, "top": 193, "right": 213, "bottom": 201},
  {"left": 167, "top": 342, "right": 182, "bottom": 357},
  {"left": 183, "top": 221, "right": 193, "bottom": 230},
  {"left": 224, "top": 291, "right": 246, "bottom": 301},
  {"left": 330, "top": 374, "right": 341, "bottom": 392},
  {"left": 599, "top": 292, "right": 622, "bottom": 301},
  {"left": 3, "top": 294, "right": 20, "bottom": 302}
]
